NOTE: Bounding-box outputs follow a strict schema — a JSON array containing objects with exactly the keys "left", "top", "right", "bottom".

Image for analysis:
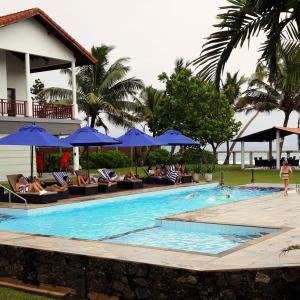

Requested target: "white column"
[
  {"left": 0, "top": 50, "right": 7, "bottom": 99},
  {"left": 276, "top": 130, "right": 280, "bottom": 170},
  {"left": 25, "top": 53, "right": 32, "bottom": 117},
  {"left": 71, "top": 61, "right": 79, "bottom": 171},
  {"left": 241, "top": 141, "right": 245, "bottom": 169},
  {"left": 71, "top": 61, "right": 78, "bottom": 119}
]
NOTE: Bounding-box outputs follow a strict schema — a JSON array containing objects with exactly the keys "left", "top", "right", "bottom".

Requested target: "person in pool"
[
  {"left": 184, "top": 192, "right": 199, "bottom": 198},
  {"left": 280, "top": 161, "right": 293, "bottom": 196}
]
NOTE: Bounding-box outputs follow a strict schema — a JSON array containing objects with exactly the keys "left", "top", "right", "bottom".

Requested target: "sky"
[{"left": 0, "top": 0, "right": 299, "bottom": 149}]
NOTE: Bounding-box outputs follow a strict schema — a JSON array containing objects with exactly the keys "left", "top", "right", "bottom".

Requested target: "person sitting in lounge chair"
[
  {"left": 76, "top": 174, "right": 97, "bottom": 186},
  {"left": 174, "top": 162, "right": 183, "bottom": 184},
  {"left": 124, "top": 170, "right": 139, "bottom": 182},
  {"left": 154, "top": 166, "right": 162, "bottom": 177},
  {"left": 16, "top": 174, "right": 47, "bottom": 194}
]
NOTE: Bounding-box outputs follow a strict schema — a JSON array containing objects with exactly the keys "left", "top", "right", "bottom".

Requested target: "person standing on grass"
[
  {"left": 280, "top": 161, "right": 293, "bottom": 197},
  {"left": 36, "top": 149, "right": 44, "bottom": 178},
  {"left": 60, "top": 149, "right": 69, "bottom": 172}
]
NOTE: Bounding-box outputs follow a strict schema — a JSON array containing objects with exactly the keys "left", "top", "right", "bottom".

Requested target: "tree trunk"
[
  {"left": 211, "top": 144, "right": 218, "bottom": 160},
  {"left": 224, "top": 140, "right": 230, "bottom": 165},
  {"left": 280, "top": 111, "right": 291, "bottom": 155},
  {"left": 223, "top": 111, "right": 259, "bottom": 164},
  {"left": 90, "top": 115, "right": 96, "bottom": 128}
]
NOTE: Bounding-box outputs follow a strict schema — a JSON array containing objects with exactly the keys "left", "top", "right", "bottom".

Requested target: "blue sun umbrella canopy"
[
  {"left": 0, "top": 124, "right": 71, "bottom": 178},
  {"left": 155, "top": 130, "right": 199, "bottom": 146},
  {"left": 109, "top": 128, "right": 160, "bottom": 147},
  {"left": 0, "top": 125, "right": 70, "bottom": 147},
  {"left": 64, "top": 126, "right": 120, "bottom": 146}
]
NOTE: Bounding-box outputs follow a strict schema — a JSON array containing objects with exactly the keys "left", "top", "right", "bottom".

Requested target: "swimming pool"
[{"left": 0, "top": 184, "right": 280, "bottom": 253}]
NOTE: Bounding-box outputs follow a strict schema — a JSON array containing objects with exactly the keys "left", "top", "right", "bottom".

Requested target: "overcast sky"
[{"left": 1, "top": 0, "right": 299, "bottom": 149}]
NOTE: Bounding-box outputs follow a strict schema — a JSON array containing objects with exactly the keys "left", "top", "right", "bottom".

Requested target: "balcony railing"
[{"left": 0, "top": 99, "right": 73, "bottom": 119}]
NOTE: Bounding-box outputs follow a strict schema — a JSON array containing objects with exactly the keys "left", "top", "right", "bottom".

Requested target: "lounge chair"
[
  {"left": 98, "top": 168, "right": 143, "bottom": 189},
  {"left": 142, "top": 167, "right": 163, "bottom": 184},
  {"left": 76, "top": 170, "right": 117, "bottom": 193},
  {"left": 4, "top": 175, "right": 58, "bottom": 204},
  {"left": 53, "top": 171, "right": 98, "bottom": 196}
]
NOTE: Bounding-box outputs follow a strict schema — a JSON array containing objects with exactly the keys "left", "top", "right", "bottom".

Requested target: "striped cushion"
[
  {"left": 53, "top": 172, "right": 68, "bottom": 186},
  {"left": 97, "top": 168, "right": 111, "bottom": 181},
  {"left": 166, "top": 165, "right": 178, "bottom": 183}
]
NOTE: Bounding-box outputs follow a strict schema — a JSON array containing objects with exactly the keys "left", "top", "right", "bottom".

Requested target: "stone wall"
[{"left": 0, "top": 244, "right": 300, "bottom": 299}]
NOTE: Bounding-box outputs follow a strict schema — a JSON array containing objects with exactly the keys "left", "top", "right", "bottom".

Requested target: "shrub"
[
  {"left": 44, "top": 153, "right": 62, "bottom": 172},
  {"left": 81, "top": 150, "right": 132, "bottom": 169},
  {"left": 181, "top": 148, "right": 216, "bottom": 165},
  {"left": 146, "top": 148, "right": 170, "bottom": 166}
]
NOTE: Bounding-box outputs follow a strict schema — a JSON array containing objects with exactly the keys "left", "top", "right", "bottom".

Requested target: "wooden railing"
[
  {"left": 32, "top": 103, "right": 72, "bottom": 119},
  {"left": 0, "top": 99, "right": 26, "bottom": 116},
  {"left": 0, "top": 99, "right": 72, "bottom": 119}
]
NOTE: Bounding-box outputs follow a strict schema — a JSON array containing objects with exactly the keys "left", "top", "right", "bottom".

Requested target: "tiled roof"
[{"left": 0, "top": 7, "right": 97, "bottom": 66}]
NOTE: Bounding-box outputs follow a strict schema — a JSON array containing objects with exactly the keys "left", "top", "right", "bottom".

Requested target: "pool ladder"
[{"left": 0, "top": 184, "right": 28, "bottom": 209}]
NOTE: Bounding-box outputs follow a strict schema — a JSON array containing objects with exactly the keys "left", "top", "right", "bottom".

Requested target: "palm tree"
[
  {"left": 41, "top": 45, "right": 144, "bottom": 130},
  {"left": 221, "top": 72, "right": 247, "bottom": 164},
  {"left": 235, "top": 47, "right": 300, "bottom": 151},
  {"left": 194, "top": 0, "right": 300, "bottom": 89},
  {"left": 135, "top": 86, "right": 164, "bottom": 135}
]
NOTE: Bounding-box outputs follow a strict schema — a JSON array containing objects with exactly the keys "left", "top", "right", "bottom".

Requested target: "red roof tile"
[{"left": 0, "top": 8, "right": 97, "bottom": 66}]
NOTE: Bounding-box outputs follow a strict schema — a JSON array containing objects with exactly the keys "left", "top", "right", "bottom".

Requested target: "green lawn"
[
  {"left": 0, "top": 287, "right": 53, "bottom": 300},
  {"left": 90, "top": 165, "right": 300, "bottom": 186}
]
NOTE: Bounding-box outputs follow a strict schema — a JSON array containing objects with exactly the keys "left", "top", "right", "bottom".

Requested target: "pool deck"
[{"left": 0, "top": 183, "right": 300, "bottom": 273}]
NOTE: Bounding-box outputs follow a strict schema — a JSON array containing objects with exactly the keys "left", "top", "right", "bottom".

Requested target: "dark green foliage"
[
  {"left": 44, "top": 153, "right": 61, "bottom": 172},
  {"left": 80, "top": 151, "right": 133, "bottom": 169},
  {"left": 149, "top": 67, "right": 241, "bottom": 156},
  {"left": 30, "top": 79, "right": 45, "bottom": 102},
  {"left": 181, "top": 149, "right": 217, "bottom": 165},
  {"left": 146, "top": 148, "right": 170, "bottom": 166}
]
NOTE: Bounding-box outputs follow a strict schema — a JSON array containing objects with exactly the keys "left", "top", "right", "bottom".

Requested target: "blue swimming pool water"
[
  {"left": 109, "top": 220, "right": 278, "bottom": 254},
  {"left": 0, "top": 185, "right": 280, "bottom": 247}
]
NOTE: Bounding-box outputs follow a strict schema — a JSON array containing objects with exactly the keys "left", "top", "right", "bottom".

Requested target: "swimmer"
[
  {"left": 221, "top": 194, "right": 231, "bottom": 200},
  {"left": 207, "top": 197, "right": 216, "bottom": 202},
  {"left": 185, "top": 192, "right": 200, "bottom": 199}
]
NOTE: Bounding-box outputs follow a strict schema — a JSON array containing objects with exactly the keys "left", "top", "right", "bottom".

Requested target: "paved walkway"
[{"left": 0, "top": 184, "right": 300, "bottom": 272}]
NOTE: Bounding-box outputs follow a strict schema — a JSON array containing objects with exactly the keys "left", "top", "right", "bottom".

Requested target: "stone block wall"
[{"left": 0, "top": 244, "right": 300, "bottom": 299}]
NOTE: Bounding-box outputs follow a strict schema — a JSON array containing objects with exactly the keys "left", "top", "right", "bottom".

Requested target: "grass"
[
  {"left": 0, "top": 287, "right": 53, "bottom": 300},
  {"left": 90, "top": 165, "right": 300, "bottom": 187}
]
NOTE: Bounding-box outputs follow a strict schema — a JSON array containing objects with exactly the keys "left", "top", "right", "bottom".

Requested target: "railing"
[
  {"left": 0, "top": 99, "right": 26, "bottom": 116},
  {"left": 0, "top": 99, "right": 72, "bottom": 119},
  {"left": 32, "top": 103, "right": 72, "bottom": 119},
  {"left": 0, "top": 183, "right": 28, "bottom": 209}
]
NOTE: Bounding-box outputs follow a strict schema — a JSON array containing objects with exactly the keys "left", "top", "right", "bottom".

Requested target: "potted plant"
[
  {"left": 204, "top": 164, "right": 214, "bottom": 182},
  {"left": 192, "top": 164, "right": 201, "bottom": 182}
]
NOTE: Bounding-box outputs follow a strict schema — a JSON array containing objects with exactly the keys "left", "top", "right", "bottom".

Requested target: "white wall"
[
  {"left": 0, "top": 19, "right": 75, "bottom": 62},
  {"left": 6, "top": 52, "right": 27, "bottom": 100},
  {"left": 0, "top": 49, "right": 7, "bottom": 98},
  {"left": 0, "top": 135, "right": 35, "bottom": 181}
]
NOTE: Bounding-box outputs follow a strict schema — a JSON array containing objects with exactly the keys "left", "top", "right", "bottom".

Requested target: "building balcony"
[{"left": 0, "top": 99, "right": 73, "bottom": 119}]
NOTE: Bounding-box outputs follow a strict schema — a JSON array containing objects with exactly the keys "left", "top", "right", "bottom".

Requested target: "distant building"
[{"left": 0, "top": 8, "right": 96, "bottom": 180}]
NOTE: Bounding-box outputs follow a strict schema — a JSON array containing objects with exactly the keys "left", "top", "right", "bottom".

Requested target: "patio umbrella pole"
[
  {"left": 135, "top": 146, "right": 138, "bottom": 176},
  {"left": 86, "top": 146, "right": 90, "bottom": 184},
  {"left": 30, "top": 145, "right": 34, "bottom": 179}
]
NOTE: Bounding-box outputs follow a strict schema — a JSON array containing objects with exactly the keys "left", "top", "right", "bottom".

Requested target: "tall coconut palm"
[
  {"left": 194, "top": 0, "right": 300, "bottom": 89},
  {"left": 221, "top": 72, "right": 247, "bottom": 164},
  {"left": 236, "top": 47, "right": 300, "bottom": 151},
  {"left": 135, "top": 86, "right": 164, "bottom": 135},
  {"left": 41, "top": 45, "right": 144, "bottom": 130}
]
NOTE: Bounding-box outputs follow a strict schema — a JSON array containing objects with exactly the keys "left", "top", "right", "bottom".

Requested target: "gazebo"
[{"left": 234, "top": 127, "right": 300, "bottom": 169}]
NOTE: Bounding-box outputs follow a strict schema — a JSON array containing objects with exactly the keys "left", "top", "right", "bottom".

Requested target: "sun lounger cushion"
[{"left": 53, "top": 172, "right": 68, "bottom": 186}]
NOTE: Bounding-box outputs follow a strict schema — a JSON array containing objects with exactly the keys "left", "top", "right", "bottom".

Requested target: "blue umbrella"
[
  {"left": 155, "top": 130, "right": 199, "bottom": 146},
  {"left": 64, "top": 126, "right": 120, "bottom": 180},
  {"left": 109, "top": 128, "right": 161, "bottom": 175},
  {"left": 0, "top": 124, "right": 70, "bottom": 178}
]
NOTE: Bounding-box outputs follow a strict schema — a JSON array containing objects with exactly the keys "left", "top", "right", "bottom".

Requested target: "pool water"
[
  {"left": 0, "top": 185, "right": 280, "bottom": 253},
  {"left": 109, "top": 220, "right": 278, "bottom": 254}
]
